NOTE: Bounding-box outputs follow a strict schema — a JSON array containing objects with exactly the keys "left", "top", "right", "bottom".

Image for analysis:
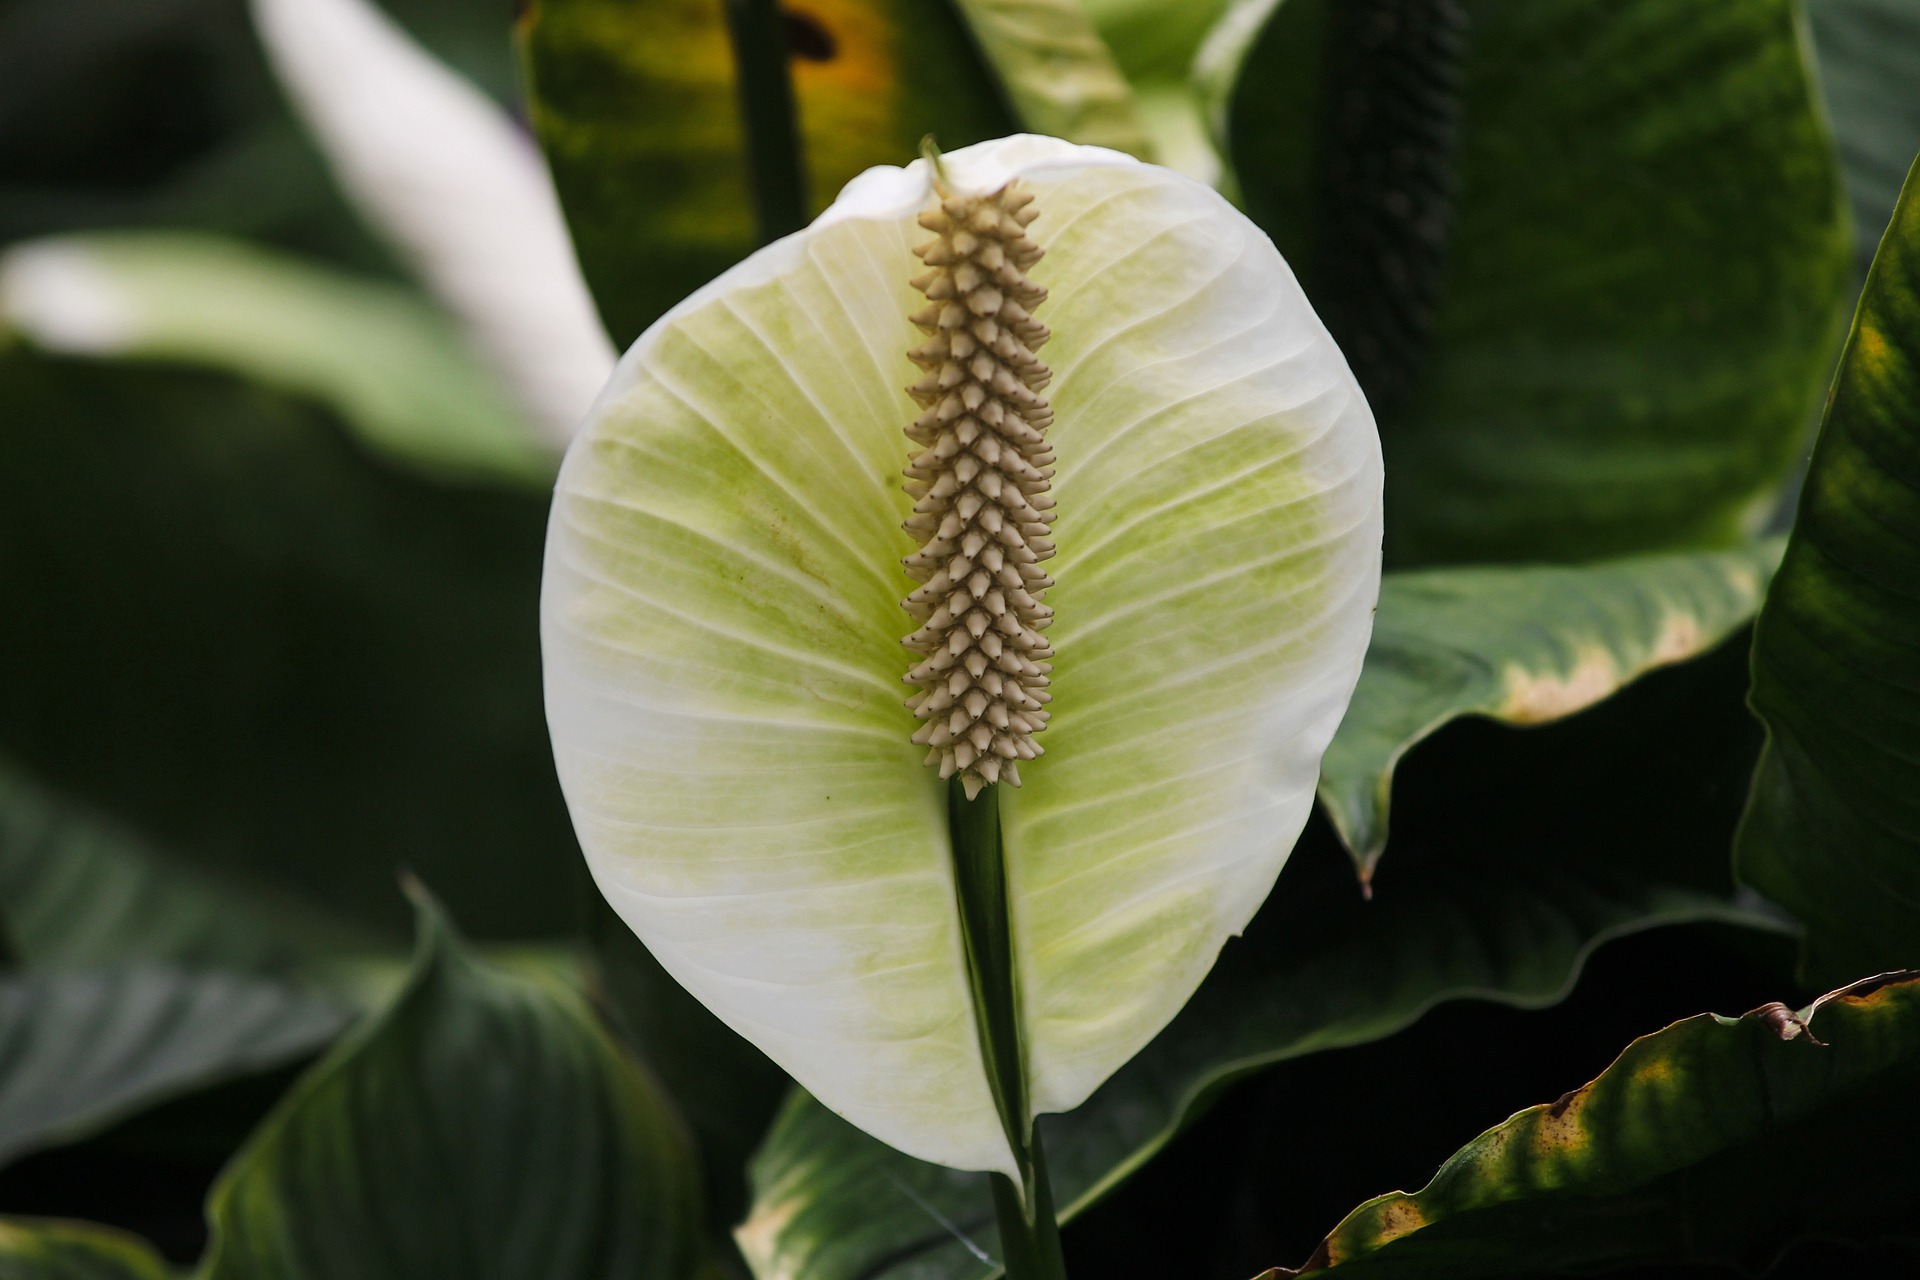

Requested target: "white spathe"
[
  {"left": 543, "top": 136, "right": 1383, "bottom": 1176},
  {"left": 249, "top": 0, "right": 614, "bottom": 447},
  {"left": 0, "top": 240, "right": 137, "bottom": 352}
]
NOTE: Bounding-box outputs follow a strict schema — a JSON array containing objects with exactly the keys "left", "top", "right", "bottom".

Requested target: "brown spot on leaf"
[
  {"left": 1748, "top": 1000, "right": 1822, "bottom": 1044},
  {"left": 1372, "top": 1198, "right": 1428, "bottom": 1243},
  {"left": 1533, "top": 1084, "right": 1591, "bottom": 1157}
]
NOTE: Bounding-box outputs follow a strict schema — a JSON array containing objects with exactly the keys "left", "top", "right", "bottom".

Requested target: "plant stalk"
[
  {"left": 720, "top": 0, "right": 808, "bottom": 244},
  {"left": 947, "top": 779, "right": 1070, "bottom": 1280}
]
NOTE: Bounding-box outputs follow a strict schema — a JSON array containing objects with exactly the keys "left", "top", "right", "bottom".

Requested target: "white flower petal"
[
  {"left": 544, "top": 136, "right": 1382, "bottom": 1173},
  {"left": 250, "top": 0, "right": 615, "bottom": 446}
]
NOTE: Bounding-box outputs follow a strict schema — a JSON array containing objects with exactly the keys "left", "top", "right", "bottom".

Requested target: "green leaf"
[
  {"left": 0, "top": 762, "right": 374, "bottom": 976},
  {"left": 0, "top": 969, "right": 346, "bottom": 1167},
  {"left": 1298, "top": 972, "right": 1920, "bottom": 1275},
  {"left": 736, "top": 642, "right": 1789, "bottom": 1279},
  {"left": 1322, "top": 542, "right": 1782, "bottom": 880},
  {"left": 1210, "top": 0, "right": 1852, "bottom": 564},
  {"left": 543, "top": 137, "right": 1381, "bottom": 1175},
  {"left": 0, "top": 354, "right": 580, "bottom": 940},
  {"left": 519, "top": 0, "right": 1017, "bottom": 346},
  {"left": 1806, "top": 0, "right": 1920, "bottom": 273},
  {"left": 1736, "top": 155, "right": 1920, "bottom": 981},
  {"left": 945, "top": 0, "right": 1150, "bottom": 157},
  {"left": 0, "top": 232, "right": 552, "bottom": 486},
  {"left": 199, "top": 887, "right": 704, "bottom": 1280},
  {"left": 0, "top": 1218, "right": 174, "bottom": 1280},
  {"left": 587, "top": 898, "right": 789, "bottom": 1232},
  {"left": 1080, "top": 0, "right": 1232, "bottom": 182}
]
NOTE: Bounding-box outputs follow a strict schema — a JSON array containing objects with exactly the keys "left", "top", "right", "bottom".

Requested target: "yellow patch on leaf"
[
  {"left": 1648, "top": 611, "right": 1706, "bottom": 665},
  {"left": 1499, "top": 648, "right": 1620, "bottom": 724},
  {"left": 1853, "top": 323, "right": 1891, "bottom": 377},
  {"left": 1533, "top": 1086, "right": 1593, "bottom": 1161}
]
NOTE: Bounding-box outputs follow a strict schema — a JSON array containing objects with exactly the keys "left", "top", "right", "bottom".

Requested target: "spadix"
[{"left": 542, "top": 135, "right": 1382, "bottom": 1177}]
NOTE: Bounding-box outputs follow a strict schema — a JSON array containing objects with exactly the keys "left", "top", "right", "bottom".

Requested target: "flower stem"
[
  {"left": 947, "top": 779, "right": 1070, "bottom": 1280},
  {"left": 719, "top": 0, "right": 808, "bottom": 244}
]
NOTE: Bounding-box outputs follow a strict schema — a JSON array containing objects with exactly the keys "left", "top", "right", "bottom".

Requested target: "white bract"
[
  {"left": 543, "top": 135, "right": 1382, "bottom": 1177},
  {"left": 250, "top": 0, "right": 614, "bottom": 446}
]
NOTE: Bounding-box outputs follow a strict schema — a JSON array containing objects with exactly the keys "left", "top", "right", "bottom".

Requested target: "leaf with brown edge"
[
  {"left": 1290, "top": 973, "right": 1920, "bottom": 1276},
  {"left": 1320, "top": 542, "right": 1782, "bottom": 883}
]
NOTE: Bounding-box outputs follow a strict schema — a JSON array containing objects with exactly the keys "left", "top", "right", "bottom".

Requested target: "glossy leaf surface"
[
  {"left": 0, "top": 232, "right": 551, "bottom": 485},
  {"left": 737, "top": 641, "right": 1785, "bottom": 1279},
  {"left": 199, "top": 890, "right": 703, "bottom": 1280},
  {"left": 1300, "top": 974, "right": 1920, "bottom": 1275},
  {"left": 1322, "top": 542, "right": 1781, "bottom": 878},
  {"left": 1214, "top": 0, "right": 1852, "bottom": 564},
  {"left": 544, "top": 137, "right": 1382, "bottom": 1174},
  {"left": 0, "top": 1219, "right": 174, "bottom": 1280},
  {"left": 0, "top": 970, "right": 345, "bottom": 1166},
  {"left": 1737, "top": 156, "right": 1920, "bottom": 979}
]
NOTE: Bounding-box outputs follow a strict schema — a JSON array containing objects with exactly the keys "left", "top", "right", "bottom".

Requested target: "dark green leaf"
[
  {"left": 1296, "top": 973, "right": 1920, "bottom": 1275},
  {"left": 1213, "top": 0, "right": 1852, "bottom": 564},
  {"left": 518, "top": 0, "right": 1019, "bottom": 346},
  {"left": 0, "top": 1218, "right": 173, "bottom": 1280},
  {"left": 0, "top": 762, "right": 373, "bottom": 976},
  {"left": 587, "top": 897, "right": 788, "bottom": 1234},
  {"left": 1322, "top": 542, "right": 1781, "bottom": 880},
  {"left": 0, "top": 354, "right": 581, "bottom": 940},
  {"left": 738, "top": 645, "right": 1790, "bottom": 1279},
  {"left": 0, "top": 969, "right": 346, "bottom": 1167},
  {"left": 1736, "top": 155, "right": 1920, "bottom": 980},
  {"left": 1806, "top": 0, "right": 1920, "bottom": 274},
  {"left": 198, "top": 887, "right": 703, "bottom": 1280}
]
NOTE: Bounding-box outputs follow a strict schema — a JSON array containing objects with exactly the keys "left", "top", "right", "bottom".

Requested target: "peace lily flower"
[{"left": 543, "top": 135, "right": 1384, "bottom": 1178}]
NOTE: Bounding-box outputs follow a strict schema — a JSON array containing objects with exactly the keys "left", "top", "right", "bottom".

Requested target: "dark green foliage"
[
  {"left": 198, "top": 890, "right": 705, "bottom": 1280},
  {"left": 0, "top": 971, "right": 345, "bottom": 1167},
  {"left": 518, "top": 0, "right": 1014, "bottom": 346},
  {"left": 1738, "top": 156, "right": 1920, "bottom": 981},
  {"left": 5, "top": 1, "right": 1920, "bottom": 1276},
  {"left": 0, "top": 356, "right": 580, "bottom": 941},
  {"left": 1806, "top": 0, "right": 1920, "bottom": 271},
  {"left": 1224, "top": 0, "right": 1852, "bottom": 565}
]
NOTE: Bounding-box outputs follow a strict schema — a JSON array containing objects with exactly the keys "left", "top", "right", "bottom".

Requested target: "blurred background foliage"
[{"left": 2, "top": 0, "right": 1919, "bottom": 1277}]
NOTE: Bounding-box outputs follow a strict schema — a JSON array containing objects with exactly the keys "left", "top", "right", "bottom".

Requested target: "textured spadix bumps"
[
  {"left": 903, "top": 180, "right": 1057, "bottom": 796},
  {"left": 543, "top": 136, "right": 1383, "bottom": 1178}
]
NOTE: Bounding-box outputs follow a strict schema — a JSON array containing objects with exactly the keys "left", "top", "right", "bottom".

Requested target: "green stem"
[
  {"left": 720, "top": 0, "right": 808, "bottom": 243},
  {"left": 947, "top": 779, "right": 1069, "bottom": 1280}
]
